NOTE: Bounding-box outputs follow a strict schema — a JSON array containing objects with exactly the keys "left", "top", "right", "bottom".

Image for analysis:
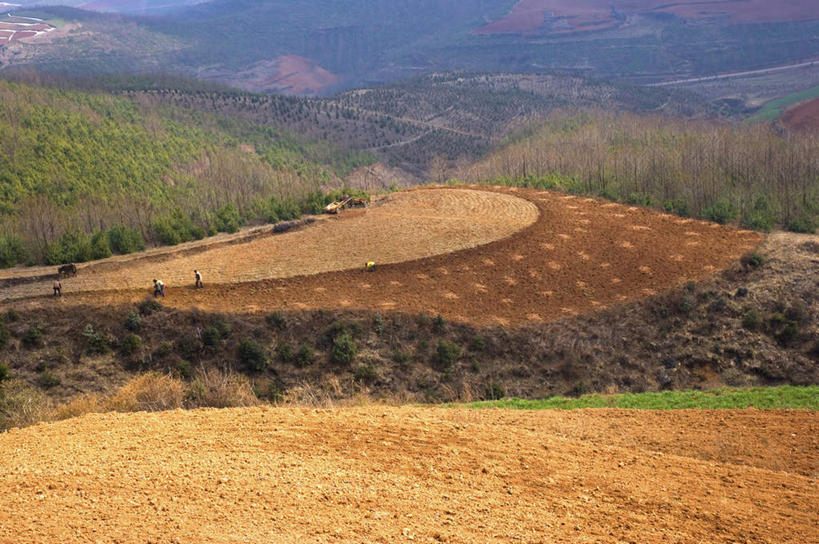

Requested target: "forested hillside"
[
  {"left": 461, "top": 111, "right": 819, "bottom": 232},
  {"left": 0, "top": 79, "right": 370, "bottom": 267}
]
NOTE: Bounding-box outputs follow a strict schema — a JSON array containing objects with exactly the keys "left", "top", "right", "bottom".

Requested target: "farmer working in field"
[
  {"left": 365, "top": 261, "right": 376, "bottom": 272},
  {"left": 194, "top": 269, "right": 203, "bottom": 289},
  {"left": 53, "top": 280, "right": 62, "bottom": 297},
  {"left": 153, "top": 278, "right": 165, "bottom": 298}
]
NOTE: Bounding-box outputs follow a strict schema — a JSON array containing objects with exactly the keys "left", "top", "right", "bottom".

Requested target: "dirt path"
[
  {"left": 0, "top": 406, "right": 815, "bottom": 543},
  {"left": 0, "top": 223, "right": 284, "bottom": 282},
  {"left": 4, "top": 186, "right": 762, "bottom": 326}
]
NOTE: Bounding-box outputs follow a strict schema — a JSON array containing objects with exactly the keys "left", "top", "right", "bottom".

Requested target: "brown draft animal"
[{"left": 57, "top": 263, "right": 77, "bottom": 277}]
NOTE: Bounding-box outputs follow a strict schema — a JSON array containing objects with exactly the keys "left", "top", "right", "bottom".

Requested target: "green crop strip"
[{"left": 455, "top": 386, "right": 819, "bottom": 410}]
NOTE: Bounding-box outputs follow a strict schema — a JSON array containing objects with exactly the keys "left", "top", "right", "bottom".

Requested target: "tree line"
[{"left": 459, "top": 111, "right": 818, "bottom": 232}]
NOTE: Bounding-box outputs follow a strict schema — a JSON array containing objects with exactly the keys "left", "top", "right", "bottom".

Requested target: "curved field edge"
[
  {"left": 8, "top": 186, "right": 763, "bottom": 327},
  {"left": 0, "top": 188, "right": 539, "bottom": 299},
  {"left": 745, "top": 83, "right": 819, "bottom": 123},
  {"left": 457, "top": 385, "right": 819, "bottom": 410}
]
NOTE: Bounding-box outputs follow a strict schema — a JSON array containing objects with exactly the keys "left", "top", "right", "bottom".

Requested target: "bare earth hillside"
[{"left": 0, "top": 406, "right": 815, "bottom": 543}]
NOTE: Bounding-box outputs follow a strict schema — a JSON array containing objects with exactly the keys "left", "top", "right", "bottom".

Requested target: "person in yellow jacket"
[{"left": 365, "top": 261, "right": 376, "bottom": 272}]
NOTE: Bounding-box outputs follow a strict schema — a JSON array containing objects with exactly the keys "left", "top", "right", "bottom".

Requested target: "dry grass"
[
  {"left": 187, "top": 368, "right": 259, "bottom": 408},
  {"left": 44, "top": 370, "right": 260, "bottom": 426},
  {"left": 51, "top": 393, "right": 104, "bottom": 421},
  {"left": 106, "top": 372, "right": 186, "bottom": 413},
  {"left": 275, "top": 376, "right": 405, "bottom": 408},
  {"left": 43, "top": 370, "right": 262, "bottom": 426},
  {"left": 277, "top": 376, "right": 346, "bottom": 408},
  {"left": 0, "top": 379, "right": 52, "bottom": 430},
  {"left": 5, "top": 368, "right": 446, "bottom": 430}
]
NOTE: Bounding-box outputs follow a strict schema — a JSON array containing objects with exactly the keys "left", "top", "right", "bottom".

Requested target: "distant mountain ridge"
[
  {"left": 1, "top": 0, "right": 818, "bottom": 95},
  {"left": 6, "top": 0, "right": 202, "bottom": 15}
]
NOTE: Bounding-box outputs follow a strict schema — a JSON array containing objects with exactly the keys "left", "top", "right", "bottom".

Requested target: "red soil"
[
  {"left": 475, "top": 0, "right": 819, "bottom": 36},
  {"left": 9, "top": 30, "right": 35, "bottom": 40},
  {"left": 5, "top": 187, "right": 762, "bottom": 327},
  {"left": 0, "top": 21, "right": 53, "bottom": 44},
  {"left": 0, "top": 22, "right": 48, "bottom": 31},
  {"left": 781, "top": 97, "right": 819, "bottom": 132},
  {"left": 0, "top": 407, "right": 816, "bottom": 543},
  {"left": 271, "top": 55, "right": 339, "bottom": 96},
  {"left": 230, "top": 55, "right": 340, "bottom": 96}
]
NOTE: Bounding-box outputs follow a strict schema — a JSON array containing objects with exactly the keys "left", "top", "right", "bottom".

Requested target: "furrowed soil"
[
  {"left": 0, "top": 406, "right": 815, "bottom": 543},
  {"left": 2, "top": 186, "right": 762, "bottom": 327}
]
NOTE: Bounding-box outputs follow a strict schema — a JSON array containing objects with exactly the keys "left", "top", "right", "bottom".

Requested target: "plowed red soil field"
[
  {"left": 0, "top": 406, "right": 815, "bottom": 543},
  {"left": 4, "top": 186, "right": 761, "bottom": 326},
  {"left": 781, "top": 98, "right": 819, "bottom": 132}
]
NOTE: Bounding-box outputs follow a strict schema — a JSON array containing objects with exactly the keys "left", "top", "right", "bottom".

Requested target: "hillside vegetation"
[
  {"left": 103, "top": 72, "right": 709, "bottom": 175},
  {"left": 0, "top": 79, "right": 369, "bottom": 266},
  {"left": 462, "top": 111, "right": 819, "bottom": 232}
]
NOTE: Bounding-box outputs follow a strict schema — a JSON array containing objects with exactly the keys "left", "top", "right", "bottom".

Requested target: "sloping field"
[
  {"left": 781, "top": 97, "right": 819, "bottom": 131},
  {"left": 0, "top": 188, "right": 539, "bottom": 299},
  {"left": 0, "top": 16, "right": 53, "bottom": 45},
  {"left": 3, "top": 186, "right": 761, "bottom": 326},
  {"left": 0, "top": 407, "right": 815, "bottom": 543}
]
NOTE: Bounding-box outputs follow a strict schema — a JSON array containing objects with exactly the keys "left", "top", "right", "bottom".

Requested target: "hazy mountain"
[
  {"left": 3, "top": 0, "right": 203, "bottom": 15},
  {"left": 1, "top": 0, "right": 818, "bottom": 96}
]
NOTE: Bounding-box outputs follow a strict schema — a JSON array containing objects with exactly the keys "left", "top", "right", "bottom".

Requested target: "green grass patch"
[
  {"left": 44, "top": 17, "right": 68, "bottom": 29},
  {"left": 745, "top": 85, "right": 819, "bottom": 124},
  {"left": 457, "top": 386, "right": 819, "bottom": 410}
]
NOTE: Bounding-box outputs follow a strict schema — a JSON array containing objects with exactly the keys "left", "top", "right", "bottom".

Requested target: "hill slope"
[
  {"left": 0, "top": 78, "right": 368, "bottom": 264},
  {"left": 4, "top": 188, "right": 816, "bottom": 406},
  {"left": 109, "top": 72, "right": 710, "bottom": 175}
]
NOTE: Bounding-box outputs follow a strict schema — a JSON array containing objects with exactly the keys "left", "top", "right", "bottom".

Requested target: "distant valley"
[{"left": 0, "top": 0, "right": 817, "bottom": 99}]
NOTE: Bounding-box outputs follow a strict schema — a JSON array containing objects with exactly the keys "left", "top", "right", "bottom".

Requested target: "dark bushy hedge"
[
  {"left": 330, "top": 333, "right": 357, "bottom": 365},
  {"left": 107, "top": 224, "right": 145, "bottom": 254},
  {"left": 239, "top": 338, "right": 269, "bottom": 371},
  {"left": 0, "top": 235, "right": 27, "bottom": 268}
]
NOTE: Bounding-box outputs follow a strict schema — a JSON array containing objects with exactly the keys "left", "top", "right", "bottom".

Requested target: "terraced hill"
[{"left": 3, "top": 187, "right": 761, "bottom": 326}]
